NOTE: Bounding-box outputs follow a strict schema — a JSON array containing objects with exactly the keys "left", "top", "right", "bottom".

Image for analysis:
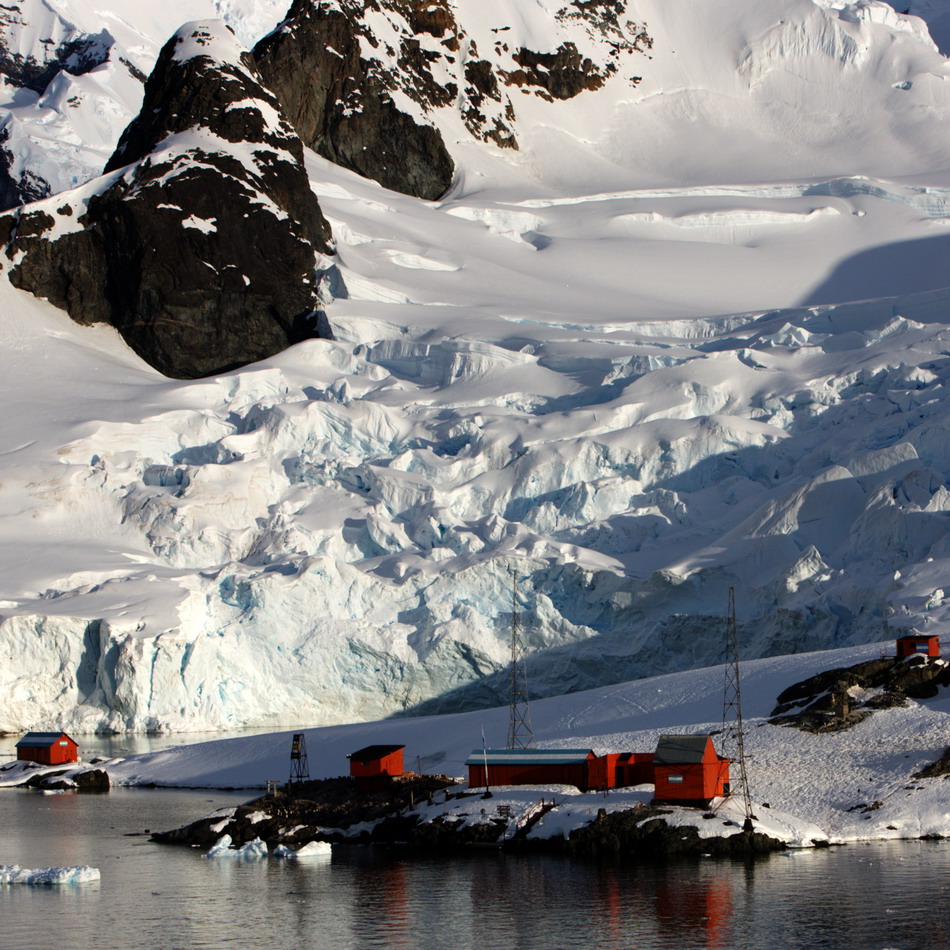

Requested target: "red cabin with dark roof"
[
  {"left": 15, "top": 731, "right": 78, "bottom": 766},
  {"left": 348, "top": 744, "right": 405, "bottom": 787},
  {"left": 652, "top": 734, "right": 729, "bottom": 806},
  {"left": 896, "top": 634, "right": 940, "bottom": 659}
]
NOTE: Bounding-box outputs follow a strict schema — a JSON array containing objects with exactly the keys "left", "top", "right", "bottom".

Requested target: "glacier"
[{"left": 5, "top": 0, "right": 950, "bottom": 733}]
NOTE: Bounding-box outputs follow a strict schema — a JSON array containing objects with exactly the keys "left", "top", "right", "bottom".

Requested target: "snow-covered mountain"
[{"left": 5, "top": 0, "right": 950, "bottom": 734}]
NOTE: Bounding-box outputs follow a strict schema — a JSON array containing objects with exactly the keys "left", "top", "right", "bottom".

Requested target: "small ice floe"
[
  {"left": 203, "top": 835, "right": 269, "bottom": 859},
  {"left": 0, "top": 864, "right": 100, "bottom": 885},
  {"left": 284, "top": 841, "right": 332, "bottom": 859}
]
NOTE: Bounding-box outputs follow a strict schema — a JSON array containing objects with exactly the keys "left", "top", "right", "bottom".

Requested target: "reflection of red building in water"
[
  {"left": 656, "top": 874, "right": 732, "bottom": 949},
  {"left": 651, "top": 735, "right": 730, "bottom": 806}
]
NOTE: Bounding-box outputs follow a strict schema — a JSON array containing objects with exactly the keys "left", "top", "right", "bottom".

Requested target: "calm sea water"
[{"left": 1, "top": 786, "right": 949, "bottom": 950}]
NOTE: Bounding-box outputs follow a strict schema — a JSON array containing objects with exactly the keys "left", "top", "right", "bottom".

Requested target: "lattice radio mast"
[
  {"left": 721, "top": 587, "right": 754, "bottom": 831},
  {"left": 289, "top": 732, "right": 310, "bottom": 784},
  {"left": 507, "top": 568, "right": 534, "bottom": 750}
]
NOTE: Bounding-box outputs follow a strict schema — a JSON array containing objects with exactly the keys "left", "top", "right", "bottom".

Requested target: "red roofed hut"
[
  {"left": 896, "top": 634, "right": 940, "bottom": 659},
  {"left": 348, "top": 744, "right": 405, "bottom": 789},
  {"left": 466, "top": 748, "right": 596, "bottom": 790},
  {"left": 652, "top": 734, "right": 729, "bottom": 806},
  {"left": 15, "top": 731, "right": 79, "bottom": 765}
]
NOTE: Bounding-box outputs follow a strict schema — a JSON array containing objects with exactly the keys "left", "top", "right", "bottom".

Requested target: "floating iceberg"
[
  {"left": 285, "top": 841, "right": 332, "bottom": 858},
  {"left": 0, "top": 865, "right": 100, "bottom": 885},
  {"left": 203, "top": 835, "right": 269, "bottom": 859}
]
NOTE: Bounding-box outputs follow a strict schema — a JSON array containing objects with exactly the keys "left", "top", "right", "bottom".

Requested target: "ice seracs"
[{"left": 3, "top": 0, "right": 950, "bottom": 732}]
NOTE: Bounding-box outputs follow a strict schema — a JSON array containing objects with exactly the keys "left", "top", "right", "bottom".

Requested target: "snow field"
[{"left": 5, "top": 1, "right": 950, "bottom": 731}]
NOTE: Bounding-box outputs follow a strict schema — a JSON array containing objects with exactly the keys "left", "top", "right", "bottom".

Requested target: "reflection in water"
[
  {"left": 2, "top": 788, "right": 950, "bottom": 950},
  {"left": 655, "top": 870, "right": 733, "bottom": 949},
  {"left": 354, "top": 857, "right": 412, "bottom": 950}
]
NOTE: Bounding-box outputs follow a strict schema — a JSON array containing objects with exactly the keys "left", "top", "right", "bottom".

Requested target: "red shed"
[
  {"left": 617, "top": 751, "right": 656, "bottom": 788},
  {"left": 466, "top": 749, "right": 596, "bottom": 790},
  {"left": 896, "top": 634, "right": 940, "bottom": 659},
  {"left": 587, "top": 752, "right": 656, "bottom": 790},
  {"left": 587, "top": 753, "right": 622, "bottom": 790},
  {"left": 15, "top": 731, "right": 79, "bottom": 766},
  {"left": 348, "top": 744, "right": 405, "bottom": 784},
  {"left": 652, "top": 734, "right": 729, "bottom": 806}
]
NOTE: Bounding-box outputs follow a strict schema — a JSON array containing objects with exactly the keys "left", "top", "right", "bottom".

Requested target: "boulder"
[{"left": 2, "top": 20, "right": 332, "bottom": 378}]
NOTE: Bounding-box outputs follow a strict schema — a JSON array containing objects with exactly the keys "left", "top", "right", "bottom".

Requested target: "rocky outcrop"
[
  {"left": 770, "top": 653, "right": 950, "bottom": 732},
  {"left": 254, "top": 0, "right": 653, "bottom": 197},
  {"left": 914, "top": 745, "right": 950, "bottom": 780},
  {"left": 1, "top": 20, "right": 332, "bottom": 378},
  {"left": 254, "top": 0, "right": 457, "bottom": 200},
  {"left": 154, "top": 779, "right": 786, "bottom": 859}
]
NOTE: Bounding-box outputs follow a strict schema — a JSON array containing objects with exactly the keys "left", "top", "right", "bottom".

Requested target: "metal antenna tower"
[
  {"left": 289, "top": 732, "right": 310, "bottom": 784},
  {"left": 507, "top": 567, "right": 534, "bottom": 750},
  {"left": 721, "top": 587, "right": 754, "bottom": 831}
]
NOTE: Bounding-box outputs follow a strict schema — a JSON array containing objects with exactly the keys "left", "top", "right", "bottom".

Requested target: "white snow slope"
[{"left": 6, "top": 0, "right": 950, "bottom": 733}]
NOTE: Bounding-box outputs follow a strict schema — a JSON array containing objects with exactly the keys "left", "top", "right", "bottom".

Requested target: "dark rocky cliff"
[
  {"left": 0, "top": 20, "right": 332, "bottom": 378},
  {"left": 254, "top": 0, "right": 457, "bottom": 201},
  {"left": 253, "top": 0, "right": 652, "bottom": 200}
]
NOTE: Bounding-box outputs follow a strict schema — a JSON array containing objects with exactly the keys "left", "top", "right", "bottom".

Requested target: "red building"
[
  {"left": 652, "top": 734, "right": 729, "bottom": 806},
  {"left": 466, "top": 749, "right": 597, "bottom": 790},
  {"left": 587, "top": 751, "right": 656, "bottom": 790},
  {"left": 896, "top": 634, "right": 941, "bottom": 659},
  {"left": 15, "top": 731, "right": 78, "bottom": 765},
  {"left": 616, "top": 751, "right": 656, "bottom": 788},
  {"left": 348, "top": 744, "right": 405, "bottom": 786}
]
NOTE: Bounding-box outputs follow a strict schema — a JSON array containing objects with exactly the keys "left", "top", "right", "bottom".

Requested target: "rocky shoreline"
[{"left": 151, "top": 775, "right": 787, "bottom": 860}]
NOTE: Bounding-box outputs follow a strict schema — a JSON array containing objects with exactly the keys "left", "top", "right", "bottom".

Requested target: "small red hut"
[
  {"left": 896, "top": 633, "right": 940, "bottom": 659},
  {"left": 348, "top": 744, "right": 405, "bottom": 786},
  {"left": 466, "top": 749, "right": 596, "bottom": 790},
  {"left": 15, "top": 731, "right": 78, "bottom": 766},
  {"left": 652, "top": 734, "right": 729, "bottom": 806}
]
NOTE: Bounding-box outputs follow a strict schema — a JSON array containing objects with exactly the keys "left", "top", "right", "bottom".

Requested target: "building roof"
[
  {"left": 653, "top": 734, "right": 714, "bottom": 765},
  {"left": 347, "top": 744, "right": 405, "bottom": 761},
  {"left": 896, "top": 633, "right": 939, "bottom": 641},
  {"left": 465, "top": 748, "right": 594, "bottom": 766},
  {"left": 15, "top": 731, "right": 76, "bottom": 748}
]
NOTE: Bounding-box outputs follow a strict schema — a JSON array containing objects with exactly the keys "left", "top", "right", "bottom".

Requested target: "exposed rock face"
[
  {"left": 1, "top": 20, "right": 332, "bottom": 378},
  {"left": 769, "top": 654, "right": 950, "bottom": 732},
  {"left": 254, "top": 0, "right": 457, "bottom": 200},
  {"left": 254, "top": 0, "right": 652, "bottom": 197}
]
